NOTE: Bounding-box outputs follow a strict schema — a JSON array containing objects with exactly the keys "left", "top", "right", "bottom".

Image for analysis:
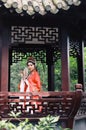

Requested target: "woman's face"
[{"left": 27, "top": 62, "right": 35, "bottom": 72}]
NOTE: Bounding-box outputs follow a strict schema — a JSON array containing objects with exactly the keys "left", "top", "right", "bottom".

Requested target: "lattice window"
[
  {"left": 69, "top": 38, "right": 80, "bottom": 57},
  {"left": 10, "top": 46, "right": 61, "bottom": 65},
  {"left": 9, "top": 26, "right": 61, "bottom": 92},
  {"left": 11, "top": 48, "right": 46, "bottom": 64},
  {"left": 69, "top": 37, "right": 82, "bottom": 91},
  {"left": 10, "top": 26, "right": 60, "bottom": 64},
  {"left": 11, "top": 26, "right": 58, "bottom": 44}
]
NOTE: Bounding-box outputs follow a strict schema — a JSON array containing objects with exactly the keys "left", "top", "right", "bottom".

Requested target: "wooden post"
[
  {"left": 60, "top": 27, "right": 70, "bottom": 91},
  {"left": 0, "top": 32, "right": 2, "bottom": 91},
  {"left": 0, "top": 19, "right": 3, "bottom": 91},
  {"left": 1, "top": 22, "right": 9, "bottom": 91},
  {"left": 46, "top": 47, "right": 54, "bottom": 91},
  {"left": 48, "top": 64, "right": 54, "bottom": 91}
]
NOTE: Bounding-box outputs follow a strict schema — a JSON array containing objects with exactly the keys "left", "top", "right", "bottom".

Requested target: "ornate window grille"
[{"left": 9, "top": 26, "right": 61, "bottom": 91}]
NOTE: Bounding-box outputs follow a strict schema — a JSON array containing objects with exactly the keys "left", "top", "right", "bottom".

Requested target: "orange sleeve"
[{"left": 34, "top": 72, "right": 42, "bottom": 91}]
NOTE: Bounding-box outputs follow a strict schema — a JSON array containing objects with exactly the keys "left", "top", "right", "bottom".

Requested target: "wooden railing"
[
  {"left": 0, "top": 84, "right": 82, "bottom": 129},
  {"left": 75, "top": 92, "right": 86, "bottom": 119}
]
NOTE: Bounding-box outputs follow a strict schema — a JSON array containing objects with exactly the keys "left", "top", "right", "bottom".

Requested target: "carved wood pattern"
[
  {"left": 69, "top": 38, "right": 80, "bottom": 57},
  {"left": 0, "top": 91, "right": 82, "bottom": 120},
  {"left": 75, "top": 92, "right": 86, "bottom": 119},
  {"left": 11, "top": 26, "right": 58, "bottom": 44},
  {"left": 9, "top": 26, "right": 60, "bottom": 64},
  {"left": 11, "top": 49, "right": 46, "bottom": 64}
]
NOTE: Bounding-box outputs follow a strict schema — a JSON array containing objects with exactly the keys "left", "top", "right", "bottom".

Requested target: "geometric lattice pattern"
[
  {"left": 0, "top": 91, "right": 82, "bottom": 120},
  {"left": 12, "top": 49, "right": 46, "bottom": 64},
  {"left": 69, "top": 38, "right": 80, "bottom": 57},
  {"left": 11, "top": 26, "right": 58, "bottom": 44},
  {"left": 10, "top": 26, "right": 60, "bottom": 64},
  {"left": 11, "top": 46, "right": 60, "bottom": 64}
]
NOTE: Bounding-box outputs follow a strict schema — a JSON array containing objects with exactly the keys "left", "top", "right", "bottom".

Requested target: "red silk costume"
[
  {"left": 18, "top": 69, "right": 42, "bottom": 112},
  {"left": 18, "top": 69, "right": 41, "bottom": 92},
  {"left": 27, "top": 69, "right": 41, "bottom": 92}
]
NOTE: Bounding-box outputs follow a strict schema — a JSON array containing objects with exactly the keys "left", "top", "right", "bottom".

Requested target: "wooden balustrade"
[{"left": 0, "top": 84, "right": 82, "bottom": 128}]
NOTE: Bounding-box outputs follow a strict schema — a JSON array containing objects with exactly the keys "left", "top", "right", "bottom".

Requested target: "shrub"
[{"left": 0, "top": 112, "right": 72, "bottom": 130}]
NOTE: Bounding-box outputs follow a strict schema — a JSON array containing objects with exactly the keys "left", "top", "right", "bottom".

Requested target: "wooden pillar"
[
  {"left": 47, "top": 47, "right": 54, "bottom": 91},
  {"left": 48, "top": 64, "right": 54, "bottom": 91},
  {"left": 77, "top": 41, "right": 85, "bottom": 91},
  {"left": 0, "top": 19, "right": 3, "bottom": 91},
  {"left": 0, "top": 33, "right": 2, "bottom": 91},
  {"left": 60, "top": 28, "right": 70, "bottom": 91},
  {"left": 1, "top": 22, "right": 9, "bottom": 91}
]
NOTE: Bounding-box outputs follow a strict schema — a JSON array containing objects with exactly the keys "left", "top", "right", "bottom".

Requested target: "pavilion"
[{"left": 0, "top": 0, "right": 86, "bottom": 129}]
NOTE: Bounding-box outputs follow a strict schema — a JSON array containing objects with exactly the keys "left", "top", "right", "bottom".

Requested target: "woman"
[
  {"left": 18, "top": 57, "right": 42, "bottom": 112},
  {"left": 26, "top": 56, "right": 42, "bottom": 92},
  {"left": 19, "top": 57, "right": 42, "bottom": 92}
]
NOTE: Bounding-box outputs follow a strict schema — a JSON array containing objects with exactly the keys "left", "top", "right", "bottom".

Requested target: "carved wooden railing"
[
  {"left": 75, "top": 92, "right": 86, "bottom": 120},
  {"left": 0, "top": 84, "right": 82, "bottom": 129}
]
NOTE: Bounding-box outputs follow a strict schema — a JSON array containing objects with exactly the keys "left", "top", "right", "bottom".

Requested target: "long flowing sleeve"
[
  {"left": 27, "top": 70, "right": 42, "bottom": 92},
  {"left": 34, "top": 71, "right": 41, "bottom": 91}
]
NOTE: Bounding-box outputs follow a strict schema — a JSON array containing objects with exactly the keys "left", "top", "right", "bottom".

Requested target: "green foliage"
[
  {"left": 0, "top": 120, "right": 16, "bottom": 130},
  {"left": 10, "top": 48, "right": 86, "bottom": 92},
  {"left": 10, "top": 62, "right": 24, "bottom": 92},
  {"left": 35, "top": 115, "right": 60, "bottom": 130},
  {"left": 0, "top": 112, "right": 72, "bottom": 130},
  {"left": 70, "top": 56, "right": 78, "bottom": 91},
  {"left": 54, "top": 59, "right": 61, "bottom": 91},
  {"left": 59, "top": 126, "right": 72, "bottom": 130},
  {"left": 10, "top": 59, "right": 48, "bottom": 92},
  {"left": 8, "top": 111, "right": 21, "bottom": 119}
]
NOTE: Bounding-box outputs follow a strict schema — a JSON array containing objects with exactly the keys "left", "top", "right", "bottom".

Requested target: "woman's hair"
[
  {"left": 27, "top": 57, "right": 38, "bottom": 71},
  {"left": 27, "top": 57, "right": 36, "bottom": 66}
]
